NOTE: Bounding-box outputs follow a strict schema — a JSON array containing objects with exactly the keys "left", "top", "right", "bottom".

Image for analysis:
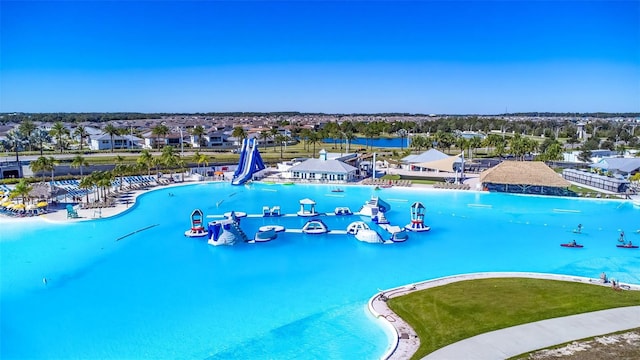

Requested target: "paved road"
[{"left": 423, "top": 306, "right": 640, "bottom": 360}]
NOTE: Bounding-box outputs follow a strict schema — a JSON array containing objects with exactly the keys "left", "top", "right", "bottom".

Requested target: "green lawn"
[{"left": 387, "top": 278, "right": 640, "bottom": 359}]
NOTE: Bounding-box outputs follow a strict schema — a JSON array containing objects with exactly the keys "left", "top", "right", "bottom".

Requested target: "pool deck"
[
  {"left": 0, "top": 177, "right": 203, "bottom": 223},
  {"left": 368, "top": 272, "right": 640, "bottom": 360}
]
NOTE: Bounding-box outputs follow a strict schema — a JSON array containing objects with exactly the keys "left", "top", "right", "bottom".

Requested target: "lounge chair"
[{"left": 66, "top": 204, "right": 79, "bottom": 218}]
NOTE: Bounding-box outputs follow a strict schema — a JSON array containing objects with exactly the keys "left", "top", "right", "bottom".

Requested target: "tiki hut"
[
  {"left": 28, "top": 182, "right": 68, "bottom": 201},
  {"left": 480, "top": 161, "right": 573, "bottom": 196}
]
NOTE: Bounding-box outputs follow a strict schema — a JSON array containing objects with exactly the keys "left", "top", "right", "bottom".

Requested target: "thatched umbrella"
[{"left": 28, "top": 182, "right": 68, "bottom": 201}]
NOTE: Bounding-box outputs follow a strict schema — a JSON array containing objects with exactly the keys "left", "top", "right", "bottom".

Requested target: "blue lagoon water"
[{"left": 1, "top": 183, "right": 639, "bottom": 359}]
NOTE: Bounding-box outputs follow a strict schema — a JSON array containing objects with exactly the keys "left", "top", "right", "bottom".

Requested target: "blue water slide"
[
  {"left": 233, "top": 139, "right": 249, "bottom": 178},
  {"left": 232, "top": 140, "right": 258, "bottom": 185},
  {"left": 208, "top": 222, "right": 222, "bottom": 242},
  {"left": 253, "top": 144, "right": 265, "bottom": 170},
  {"left": 231, "top": 139, "right": 266, "bottom": 185}
]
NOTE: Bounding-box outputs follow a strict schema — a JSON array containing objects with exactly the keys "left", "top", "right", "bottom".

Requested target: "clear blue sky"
[{"left": 1, "top": 0, "right": 638, "bottom": 114}]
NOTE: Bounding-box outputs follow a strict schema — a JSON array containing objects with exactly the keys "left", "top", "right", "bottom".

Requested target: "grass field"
[{"left": 386, "top": 278, "right": 640, "bottom": 359}]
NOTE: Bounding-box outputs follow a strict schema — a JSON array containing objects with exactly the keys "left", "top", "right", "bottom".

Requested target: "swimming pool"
[{"left": 1, "top": 183, "right": 639, "bottom": 359}]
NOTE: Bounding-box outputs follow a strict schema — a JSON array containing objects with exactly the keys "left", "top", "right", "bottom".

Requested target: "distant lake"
[{"left": 323, "top": 137, "right": 408, "bottom": 148}]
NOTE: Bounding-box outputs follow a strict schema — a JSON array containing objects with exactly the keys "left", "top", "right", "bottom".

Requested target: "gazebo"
[{"left": 297, "top": 198, "right": 319, "bottom": 217}]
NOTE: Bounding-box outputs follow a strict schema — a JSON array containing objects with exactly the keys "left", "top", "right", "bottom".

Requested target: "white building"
[
  {"left": 563, "top": 150, "right": 620, "bottom": 163},
  {"left": 189, "top": 130, "right": 229, "bottom": 148},
  {"left": 89, "top": 133, "right": 142, "bottom": 151},
  {"left": 287, "top": 149, "right": 357, "bottom": 183}
]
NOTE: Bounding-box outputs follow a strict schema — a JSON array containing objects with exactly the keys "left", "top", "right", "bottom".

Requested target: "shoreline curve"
[{"left": 368, "top": 271, "right": 640, "bottom": 360}]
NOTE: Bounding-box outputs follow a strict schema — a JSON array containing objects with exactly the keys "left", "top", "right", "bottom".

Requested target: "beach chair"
[
  {"left": 271, "top": 206, "right": 281, "bottom": 216},
  {"left": 66, "top": 204, "right": 79, "bottom": 219}
]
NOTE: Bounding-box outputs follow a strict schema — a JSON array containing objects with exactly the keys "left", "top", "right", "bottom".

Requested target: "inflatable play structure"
[
  {"left": 207, "top": 211, "right": 250, "bottom": 246},
  {"left": 231, "top": 139, "right": 266, "bottom": 185},
  {"left": 184, "top": 209, "right": 209, "bottom": 238},
  {"left": 185, "top": 196, "right": 429, "bottom": 247},
  {"left": 404, "top": 202, "right": 431, "bottom": 232}
]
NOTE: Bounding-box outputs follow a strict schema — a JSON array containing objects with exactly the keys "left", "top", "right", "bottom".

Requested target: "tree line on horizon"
[{"left": 1, "top": 112, "right": 639, "bottom": 124}]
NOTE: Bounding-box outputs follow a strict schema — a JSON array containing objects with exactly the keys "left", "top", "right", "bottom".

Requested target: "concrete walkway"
[
  {"left": 424, "top": 306, "right": 640, "bottom": 360},
  {"left": 368, "top": 272, "right": 640, "bottom": 360}
]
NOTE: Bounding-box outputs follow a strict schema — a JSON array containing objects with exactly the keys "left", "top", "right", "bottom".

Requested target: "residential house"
[{"left": 89, "top": 133, "right": 142, "bottom": 151}]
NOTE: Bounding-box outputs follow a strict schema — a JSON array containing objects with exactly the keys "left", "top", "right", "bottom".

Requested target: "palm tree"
[
  {"left": 18, "top": 120, "right": 37, "bottom": 152},
  {"left": 176, "top": 158, "right": 186, "bottom": 182},
  {"left": 137, "top": 149, "right": 154, "bottom": 176},
  {"left": 198, "top": 152, "right": 209, "bottom": 172},
  {"left": 191, "top": 125, "right": 206, "bottom": 148},
  {"left": 192, "top": 151, "right": 201, "bottom": 172},
  {"left": 78, "top": 175, "right": 94, "bottom": 204},
  {"left": 362, "top": 127, "right": 376, "bottom": 150},
  {"left": 5, "top": 129, "right": 26, "bottom": 162},
  {"left": 97, "top": 171, "right": 114, "bottom": 201},
  {"left": 410, "top": 135, "right": 426, "bottom": 152},
  {"left": 344, "top": 131, "right": 356, "bottom": 153},
  {"left": 232, "top": 127, "right": 247, "bottom": 150},
  {"left": 542, "top": 142, "right": 564, "bottom": 161},
  {"left": 73, "top": 125, "right": 89, "bottom": 151},
  {"left": 152, "top": 157, "right": 162, "bottom": 174},
  {"left": 269, "top": 127, "right": 279, "bottom": 152},
  {"left": 275, "top": 134, "right": 286, "bottom": 159},
  {"left": 192, "top": 151, "right": 209, "bottom": 173},
  {"left": 50, "top": 121, "right": 69, "bottom": 153},
  {"left": 308, "top": 131, "right": 320, "bottom": 157},
  {"left": 71, "top": 155, "right": 89, "bottom": 177},
  {"left": 455, "top": 137, "right": 469, "bottom": 157},
  {"left": 161, "top": 146, "right": 179, "bottom": 177},
  {"left": 152, "top": 124, "right": 170, "bottom": 150},
  {"left": 299, "top": 128, "right": 311, "bottom": 151},
  {"left": 87, "top": 171, "right": 112, "bottom": 202},
  {"left": 396, "top": 129, "right": 408, "bottom": 150},
  {"left": 468, "top": 137, "right": 482, "bottom": 159},
  {"left": 30, "top": 156, "right": 47, "bottom": 181},
  {"left": 578, "top": 149, "right": 592, "bottom": 163},
  {"left": 44, "top": 156, "right": 58, "bottom": 183},
  {"left": 103, "top": 123, "right": 119, "bottom": 153},
  {"left": 259, "top": 131, "right": 270, "bottom": 150},
  {"left": 31, "top": 128, "right": 51, "bottom": 156},
  {"left": 114, "top": 155, "right": 126, "bottom": 190},
  {"left": 10, "top": 179, "right": 32, "bottom": 205}
]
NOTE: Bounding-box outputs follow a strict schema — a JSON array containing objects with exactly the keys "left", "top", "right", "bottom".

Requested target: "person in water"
[
  {"left": 576, "top": 224, "right": 583, "bottom": 234},
  {"left": 619, "top": 231, "right": 625, "bottom": 242}
]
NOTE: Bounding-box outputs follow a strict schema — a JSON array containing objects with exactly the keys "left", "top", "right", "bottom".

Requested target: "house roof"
[
  {"left": 480, "top": 161, "right": 570, "bottom": 187},
  {"left": 402, "top": 149, "right": 448, "bottom": 163},
  {"left": 90, "top": 133, "right": 141, "bottom": 141},
  {"left": 591, "top": 158, "right": 640, "bottom": 173},
  {"left": 289, "top": 158, "right": 357, "bottom": 174}
]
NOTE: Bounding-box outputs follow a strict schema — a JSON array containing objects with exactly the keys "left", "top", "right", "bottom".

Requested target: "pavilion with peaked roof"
[
  {"left": 287, "top": 149, "right": 358, "bottom": 183},
  {"left": 413, "top": 153, "right": 463, "bottom": 173},
  {"left": 401, "top": 149, "right": 449, "bottom": 168},
  {"left": 480, "top": 161, "right": 573, "bottom": 196}
]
